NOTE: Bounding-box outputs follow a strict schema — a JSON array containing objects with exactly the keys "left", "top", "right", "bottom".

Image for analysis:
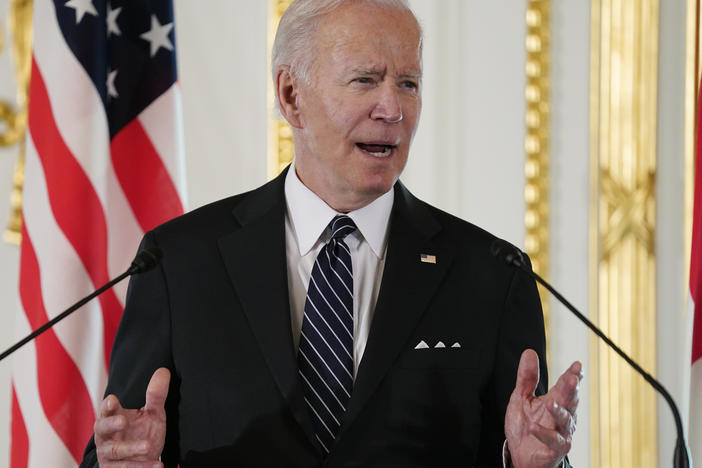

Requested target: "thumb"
[
  {"left": 145, "top": 367, "right": 171, "bottom": 411},
  {"left": 514, "top": 349, "right": 540, "bottom": 398}
]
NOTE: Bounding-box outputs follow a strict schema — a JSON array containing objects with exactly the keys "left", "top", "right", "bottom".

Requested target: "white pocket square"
[
  {"left": 414, "top": 340, "right": 430, "bottom": 349},
  {"left": 414, "top": 340, "right": 462, "bottom": 349}
]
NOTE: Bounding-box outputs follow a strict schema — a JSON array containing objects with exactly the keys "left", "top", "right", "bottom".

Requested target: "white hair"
[{"left": 271, "top": 0, "right": 419, "bottom": 86}]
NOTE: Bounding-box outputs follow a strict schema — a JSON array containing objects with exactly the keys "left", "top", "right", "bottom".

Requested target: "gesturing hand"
[
  {"left": 505, "top": 350, "right": 582, "bottom": 468},
  {"left": 95, "top": 367, "right": 170, "bottom": 468}
]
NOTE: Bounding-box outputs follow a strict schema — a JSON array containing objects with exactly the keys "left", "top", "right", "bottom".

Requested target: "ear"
[{"left": 276, "top": 65, "right": 303, "bottom": 129}]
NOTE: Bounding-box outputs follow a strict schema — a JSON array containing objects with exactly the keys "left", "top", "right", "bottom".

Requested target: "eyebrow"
[{"left": 350, "top": 68, "right": 422, "bottom": 79}]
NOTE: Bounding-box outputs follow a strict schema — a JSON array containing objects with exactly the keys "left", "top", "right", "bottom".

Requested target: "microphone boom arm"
[
  {"left": 0, "top": 247, "right": 162, "bottom": 363},
  {"left": 492, "top": 239, "right": 691, "bottom": 468}
]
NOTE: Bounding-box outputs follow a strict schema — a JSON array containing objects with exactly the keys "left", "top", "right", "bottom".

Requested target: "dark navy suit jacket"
[{"left": 81, "top": 169, "right": 549, "bottom": 467}]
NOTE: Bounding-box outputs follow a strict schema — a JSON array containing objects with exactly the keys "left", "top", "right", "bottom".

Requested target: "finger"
[
  {"left": 568, "top": 360, "right": 584, "bottom": 380},
  {"left": 100, "top": 394, "right": 124, "bottom": 418},
  {"left": 528, "top": 420, "right": 572, "bottom": 457},
  {"left": 563, "top": 361, "right": 583, "bottom": 415},
  {"left": 144, "top": 368, "right": 171, "bottom": 411},
  {"left": 549, "top": 401, "right": 576, "bottom": 435},
  {"left": 514, "top": 349, "right": 540, "bottom": 398},
  {"left": 97, "top": 439, "right": 152, "bottom": 461},
  {"left": 94, "top": 414, "right": 127, "bottom": 439},
  {"left": 550, "top": 364, "right": 581, "bottom": 411}
]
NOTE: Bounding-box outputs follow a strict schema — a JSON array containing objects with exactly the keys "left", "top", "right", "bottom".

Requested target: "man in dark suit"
[{"left": 82, "top": 0, "right": 582, "bottom": 467}]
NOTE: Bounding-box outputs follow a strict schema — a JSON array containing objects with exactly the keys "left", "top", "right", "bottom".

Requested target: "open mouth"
[{"left": 356, "top": 143, "right": 396, "bottom": 158}]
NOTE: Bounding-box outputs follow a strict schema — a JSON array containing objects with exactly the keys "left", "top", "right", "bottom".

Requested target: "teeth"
[{"left": 363, "top": 146, "right": 392, "bottom": 158}]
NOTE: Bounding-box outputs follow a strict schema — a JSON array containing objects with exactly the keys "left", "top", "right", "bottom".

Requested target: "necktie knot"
[{"left": 330, "top": 215, "right": 356, "bottom": 241}]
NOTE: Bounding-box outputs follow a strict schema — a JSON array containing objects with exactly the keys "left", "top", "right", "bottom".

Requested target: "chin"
[{"left": 357, "top": 178, "right": 396, "bottom": 199}]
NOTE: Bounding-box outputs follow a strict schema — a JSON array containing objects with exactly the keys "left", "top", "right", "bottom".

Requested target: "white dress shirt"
[{"left": 284, "top": 161, "right": 394, "bottom": 376}]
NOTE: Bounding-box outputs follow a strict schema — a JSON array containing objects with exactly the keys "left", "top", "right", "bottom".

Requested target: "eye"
[
  {"left": 401, "top": 80, "right": 419, "bottom": 90},
  {"left": 354, "top": 76, "right": 375, "bottom": 85}
]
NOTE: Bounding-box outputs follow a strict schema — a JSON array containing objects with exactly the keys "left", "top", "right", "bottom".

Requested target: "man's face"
[{"left": 291, "top": 2, "right": 422, "bottom": 212}]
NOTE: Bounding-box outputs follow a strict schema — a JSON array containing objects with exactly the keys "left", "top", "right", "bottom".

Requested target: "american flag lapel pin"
[{"left": 420, "top": 253, "right": 436, "bottom": 264}]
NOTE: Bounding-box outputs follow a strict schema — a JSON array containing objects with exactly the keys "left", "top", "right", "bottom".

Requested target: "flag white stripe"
[
  {"left": 12, "top": 310, "right": 79, "bottom": 467},
  {"left": 690, "top": 353, "right": 702, "bottom": 463},
  {"left": 138, "top": 84, "right": 189, "bottom": 205},
  {"left": 23, "top": 131, "right": 108, "bottom": 407}
]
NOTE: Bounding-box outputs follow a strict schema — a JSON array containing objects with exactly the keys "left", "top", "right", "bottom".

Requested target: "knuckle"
[{"left": 111, "top": 442, "right": 121, "bottom": 460}]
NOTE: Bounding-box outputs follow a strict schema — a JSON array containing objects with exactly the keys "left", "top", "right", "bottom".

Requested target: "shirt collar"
[{"left": 284, "top": 160, "right": 394, "bottom": 258}]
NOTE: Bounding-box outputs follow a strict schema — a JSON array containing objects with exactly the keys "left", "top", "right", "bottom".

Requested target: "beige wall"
[{"left": 0, "top": 1, "right": 691, "bottom": 466}]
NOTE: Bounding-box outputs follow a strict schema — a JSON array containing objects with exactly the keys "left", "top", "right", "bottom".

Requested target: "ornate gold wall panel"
[
  {"left": 590, "top": 0, "right": 659, "bottom": 466},
  {"left": 524, "top": 0, "right": 551, "bottom": 349},
  {"left": 268, "top": 0, "right": 294, "bottom": 179},
  {"left": 1, "top": 0, "right": 33, "bottom": 245}
]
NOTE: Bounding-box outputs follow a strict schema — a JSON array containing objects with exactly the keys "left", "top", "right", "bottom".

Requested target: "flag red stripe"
[
  {"left": 691, "top": 77, "right": 702, "bottom": 365},
  {"left": 10, "top": 384, "right": 29, "bottom": 468},
  {"left": 19, "top": 220, "right": 95, "bottom": 463},
  {"left": 111, "top": 119, "right": 184, "bottom": 232},
  {"left": 694, "top": 314, "right": 702, "bottom": 365},
  {"left": 28, "top": 56, "right": 122, "bottom": 365},
  {"left": 691, "top": 82, "right": 702, "bottom": 302}
]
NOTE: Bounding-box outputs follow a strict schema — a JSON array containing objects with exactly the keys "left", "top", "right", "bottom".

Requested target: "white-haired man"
[{"left": 82, "top": 1, "right": 581, "bottom": 466}]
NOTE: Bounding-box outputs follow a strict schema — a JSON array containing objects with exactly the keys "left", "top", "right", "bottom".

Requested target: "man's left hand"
[{"left": 504, "top": 349, "right": 582, "bottom": 468}]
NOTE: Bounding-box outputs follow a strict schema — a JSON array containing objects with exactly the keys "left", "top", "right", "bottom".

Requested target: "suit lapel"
[
  {"left": 217, "top": 170, "right": 317, "bottom": 447},
  {"left": 340, "top": 182, "right": 455, "bottom": 435}
]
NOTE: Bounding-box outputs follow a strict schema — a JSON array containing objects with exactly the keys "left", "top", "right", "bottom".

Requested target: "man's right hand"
[{"left": 95, "top": 367, "right": 170, "bottom": 468}]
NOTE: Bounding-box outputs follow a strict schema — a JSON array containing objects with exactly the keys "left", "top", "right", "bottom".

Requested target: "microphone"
[
  {"left": 490, "top": 238, "right": 691, "bottom": 468},
  {"left": 0, "top": 247, "right": 163, "bottom": 363}
]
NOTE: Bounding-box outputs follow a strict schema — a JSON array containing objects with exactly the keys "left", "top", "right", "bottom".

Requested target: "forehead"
[{"left": 312, "top": 3, "right": 422, "bottom": 74}]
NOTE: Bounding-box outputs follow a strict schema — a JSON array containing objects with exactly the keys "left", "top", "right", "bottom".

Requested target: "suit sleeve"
[
  {"left": 477, "top": 255, "right": 548, "bottom": 466},
  {"left": 80, "top": 231, "right": 181, "bottom": 467}
]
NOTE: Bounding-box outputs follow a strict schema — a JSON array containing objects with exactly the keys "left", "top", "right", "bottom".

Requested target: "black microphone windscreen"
[
  {"left": 130, "top": 247, "right": 163, "bottom": 274},
  {"left": 490, "top": 238, "right": 525, "bottom": 267}
]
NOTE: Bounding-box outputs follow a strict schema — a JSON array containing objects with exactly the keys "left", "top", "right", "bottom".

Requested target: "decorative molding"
[
  {"left": 589, "top": 0, "right": 659, "bottom": 466},
  {"left": 1, "top": 0, "right": 32, "bottom": 245},
  {"left": 268, "top": 0, "right": 294, "bottom": 180},
  {"left": 524, "top": 0, "right": 551, "bottom": 349}
]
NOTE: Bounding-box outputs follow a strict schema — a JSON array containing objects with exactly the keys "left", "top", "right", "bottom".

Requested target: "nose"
[{"left": 370, "top": 84, "right": 403, "bottom": 123}]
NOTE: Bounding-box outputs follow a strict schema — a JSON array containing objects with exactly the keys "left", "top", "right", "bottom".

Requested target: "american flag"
[
  {"left": 689, "top": 76, "right": 702, "bottom": 467},
  {"left": 10, "top": 0, "right": 186, "bottom": 466}
]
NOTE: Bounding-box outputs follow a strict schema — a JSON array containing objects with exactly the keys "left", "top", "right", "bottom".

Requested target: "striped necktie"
[{"left": 298, "top": 215, "right": 356, "bottom": 455}]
